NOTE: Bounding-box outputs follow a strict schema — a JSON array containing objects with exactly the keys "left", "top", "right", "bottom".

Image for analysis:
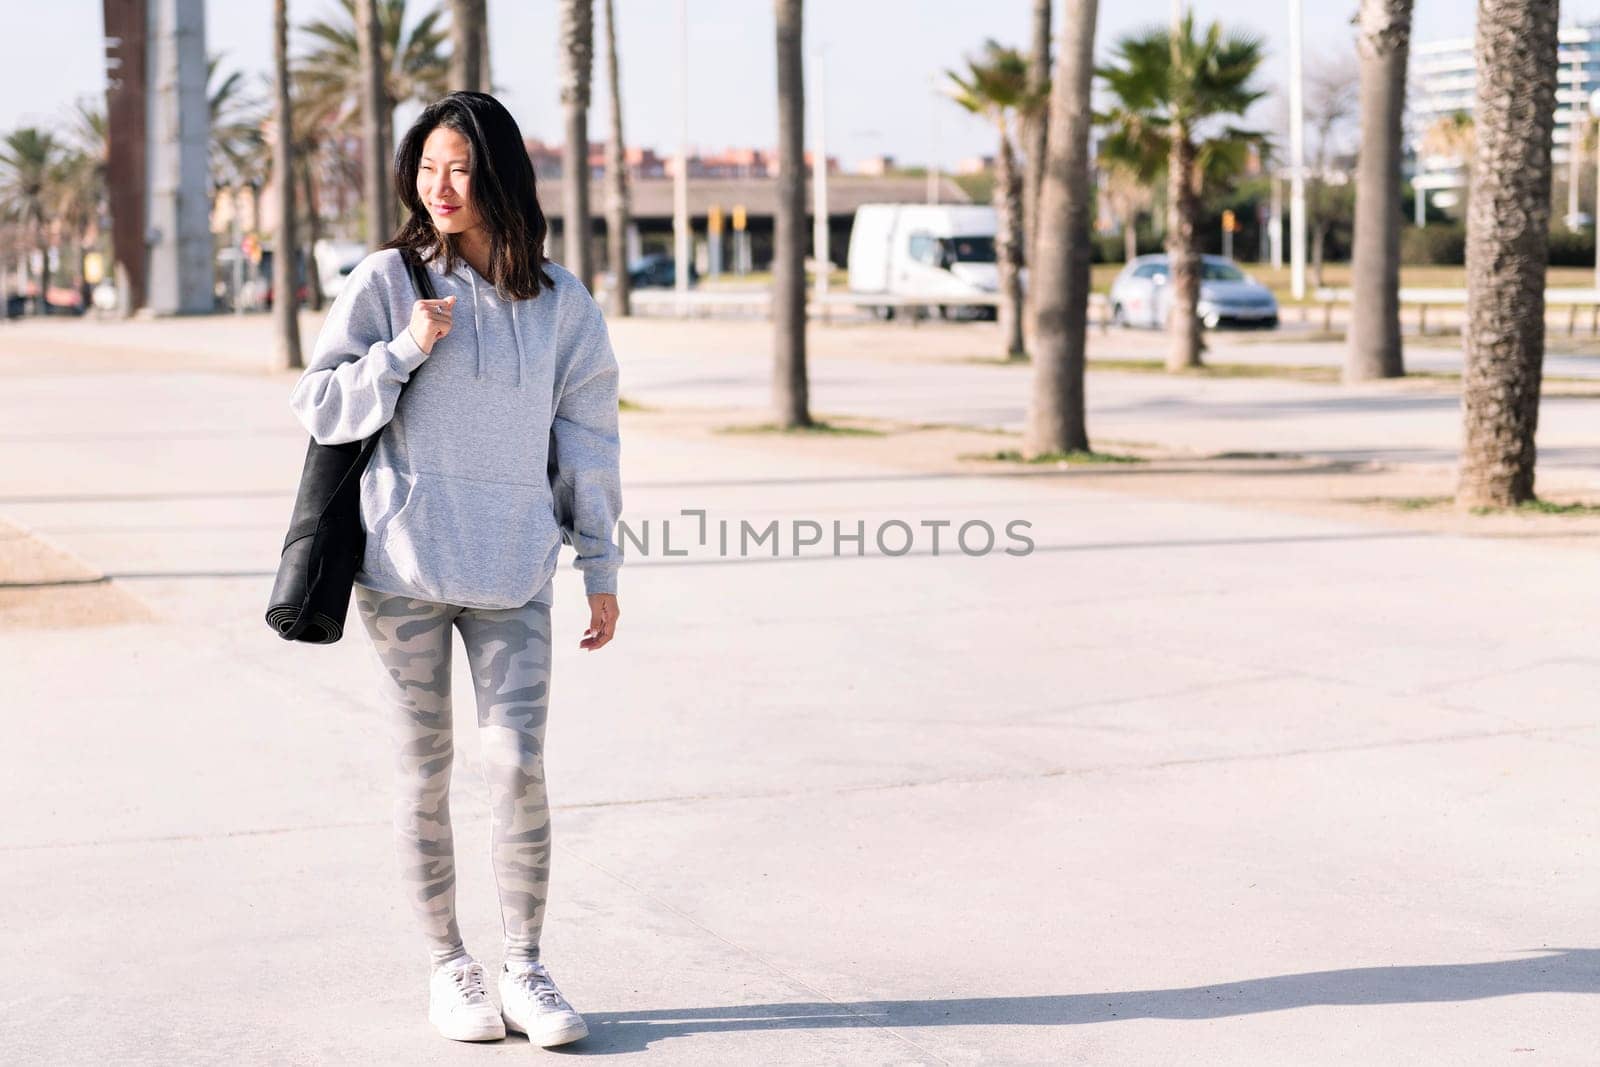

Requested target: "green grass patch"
[
  {"left": 1493, "top": 498, "right": 1600, "bottom": 516},
  {"left": 714, "top": 418, "right": 885, "bottom": 437},
  {"left": 1353, "top": 495, "right": 1600, "bottom": 515},
  {"left": 1355, "top": 495, "right": 1452, "bottom": 511},
  {"left": 617, "top": 396, "right": 652, "bottom": 412},
  {"left": 1088, "top": 357, "right": 1343, "bottom": 383},
  {"left": 964, "top": 448, "right": 1147, "bottom": 466}
]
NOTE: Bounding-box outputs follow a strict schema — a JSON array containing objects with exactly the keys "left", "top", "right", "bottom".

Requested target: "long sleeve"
[
  {"left": 548, "top": 298, "right": 624, "bottom": 596},
  {"left": 288, "top": 253, "right": 429, "bottom": 446}
]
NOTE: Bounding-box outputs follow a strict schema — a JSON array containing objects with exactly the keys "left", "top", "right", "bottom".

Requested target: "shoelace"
[
  {"left": 450, "top": 964, "right": 490, "bottom": 1003},
  {"left": 512, "top": 965, "right": 565, "bottom": 1009}
]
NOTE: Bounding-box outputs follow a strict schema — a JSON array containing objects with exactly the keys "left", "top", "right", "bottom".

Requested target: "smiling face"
[{"left": 417, "top": 125, "right": 483, "bottom": 236}]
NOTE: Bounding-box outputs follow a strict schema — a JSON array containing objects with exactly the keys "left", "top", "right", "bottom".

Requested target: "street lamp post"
[
  {"left": 674, "top": 0, "right": 689, "bottom": 313},
  {"left": 1288, "top": 0, "right": 1307, "bottom": 301},
  {"left": 813, "top": 44, "right": 830, "bottom": 320}
]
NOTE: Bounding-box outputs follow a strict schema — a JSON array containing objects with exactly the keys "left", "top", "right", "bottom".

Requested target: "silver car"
[{"left": 1109, "top": 254, "right": 1279, "bottom": 329}]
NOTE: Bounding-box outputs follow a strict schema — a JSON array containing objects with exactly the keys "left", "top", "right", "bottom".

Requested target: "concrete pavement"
[{"left": 2, "top": 318, "right": 1598, "bottom": 1064}]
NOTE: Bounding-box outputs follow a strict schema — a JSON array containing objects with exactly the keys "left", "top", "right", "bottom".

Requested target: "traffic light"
[{"left": 1222, "top": 209, "right": 1238, "bottom": 233}]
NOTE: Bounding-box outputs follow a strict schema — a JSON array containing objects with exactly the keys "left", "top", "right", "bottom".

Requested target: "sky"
[{"left": 0, "top": 1, "right": 1560, "bottom": 172}]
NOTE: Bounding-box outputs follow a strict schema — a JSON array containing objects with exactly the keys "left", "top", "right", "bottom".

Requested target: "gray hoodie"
[{"left": 288, "top": 247, "right": 622, "bottom": 610}]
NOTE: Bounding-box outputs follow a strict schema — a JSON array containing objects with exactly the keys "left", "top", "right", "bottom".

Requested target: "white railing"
[
  {"left": 620, "top": 287, "right": 1112, "bottom": 327},
  {"left": 1312, "top": 286, "right": 1600, "bottom": 335}
]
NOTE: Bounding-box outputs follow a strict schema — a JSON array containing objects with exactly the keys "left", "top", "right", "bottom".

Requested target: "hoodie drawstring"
[
  {"left": 467, "top": 269, "right": 483, "bottom": 380},
  {"left": 511, "top": 300, "right": 526, "bottom": 388},
  {"left": 452, "top": 260, "right": 525, "bottom": 387}
]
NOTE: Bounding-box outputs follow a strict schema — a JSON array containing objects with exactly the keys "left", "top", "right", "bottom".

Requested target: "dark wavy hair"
[{"left": 383, "top": 91, "right": 555, "bottom": 300}]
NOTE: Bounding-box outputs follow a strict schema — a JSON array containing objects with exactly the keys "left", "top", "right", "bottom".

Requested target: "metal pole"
[
  {"left": 1288, "top": 0, "right": 1307, "bottom": 301},
  {"left": 1269, "top": 173, "right": 1283, "bottom": 268},
  {"left": 812, "top": 44, "right": 830, "bottom": 319},
  {"left": 673, "top": 0, "right": 689, "bottom": 312}
]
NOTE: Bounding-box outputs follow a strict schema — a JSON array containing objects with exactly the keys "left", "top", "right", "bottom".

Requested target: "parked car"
[
  {"left": 627, "top": 252, "right": 698, "bottom": 289},
  {"left": 847, "top": 202, "right": 1008, "bottom": 320},
  {"left": 4, "top": 284, "right": 84, "bottom": 317},
  {"left": 1108, "top": 254, "right": 1279, "bottom": 329}
]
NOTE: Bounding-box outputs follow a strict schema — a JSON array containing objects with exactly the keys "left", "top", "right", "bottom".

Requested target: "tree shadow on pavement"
[{"left": 573, "top": 948, "right": 1600, "bottom": 1054}]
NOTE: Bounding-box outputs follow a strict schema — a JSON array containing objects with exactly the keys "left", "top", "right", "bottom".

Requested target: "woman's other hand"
[
  {"left": 580, "top": 593, "right": 619, "bottom": 651},
  {"left": 408, "top": 294, "right": 457, "bottom": 354}
]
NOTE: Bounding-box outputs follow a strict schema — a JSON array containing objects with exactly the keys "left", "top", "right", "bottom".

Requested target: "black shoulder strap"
[{"left": 401, "top": 248, "right": 436, "bottom": 301}]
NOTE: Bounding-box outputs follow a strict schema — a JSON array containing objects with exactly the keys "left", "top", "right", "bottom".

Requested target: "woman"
[{"left": 288, "top": 91, "right": 622, "bottom": 1049}]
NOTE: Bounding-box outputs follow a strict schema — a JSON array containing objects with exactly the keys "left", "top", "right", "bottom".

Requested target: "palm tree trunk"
[
  {"left": 560, "top": 0, "right": 594, "bottom": 291},
  {"left": 1346, "top": 0, "right": 1413, "bottom": 382},
  {"left": 449, "top": 0, "right": 483, "bottom": 92},
  {"left": 301, "top": 150, "right": 325, "bottom": 312},
  {"left": 1123, "top": 214, "right": 1137, "bottom": 263},
  {"left": 478, "top": 14, "right": 492, "bottom": 91},
  {"left": 1165, "top": 129, "right": 1202, "bottom": 370},
  {"left": 1458, "top": 0, "right": 1558, "bottom": 508},
  {"left": 1311, "top": 221, "right": 1327, "bottom": 289},
  {"left": 602, "top": 0, "right": 631, "bottom": 317},
  {"left": 1021, "top": 0, "right": 1051, "bottom": 350},
  {"left": 995, "top": 124, "right": 1026, "bottom": 358},
  {"left": 272, "top": 0, "right": 302, "bottom": 370},
  {"left": 1023, "top": 0, "right": 1097, "bottom": 457},
  {"left": 35, "top": 220, "right": 52, "bottom": 315},
  {"left": 773, "top": 0, "right": 810, "bottom": 428},
  {"left": 356, "top": 0, "right": 391, "bottom": 247}
]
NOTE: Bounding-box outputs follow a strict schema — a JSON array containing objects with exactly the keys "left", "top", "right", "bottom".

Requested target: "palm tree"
[
  {"left": 946, "top": 41, "right": 1048, "bottom": 360},
  {"left": 1420, "top": 110, "right": 1475, "bottom": 196},
  {"left": 1024, "top": 0, "right": 1099, "bottom": 457},
  {"left": 0, "top": 128, "right": 62, "bottom": 313},
  {"left": 1345, "top": 1, "right": 1415, "bottom": 384},
  {"left": 208, "top": 56, "right": 267, "bottom": 191},
  {"left": 448, "top": 0, "right": 486, "bottom": 91},
  {"left": 602, "top": 0, "right": 631, "bottom": 317},
  {"left": 49, "top": 147, "right": 102, "bottom": 300},
  {"left": 1458, "top": 0, "right": 1558, "bottom": 509},
  {"left": 1021, "top": 0, "right": 1051, "bottom": 342},
  {"left": 298, "top": 0, "right": 449, "bottom": 243},
  {"left": 356, "top": 0, "right": 393, "bottom": 246},
  {"left": 272, "top": 0, "right": 303, "bottom": 370},
  {"left": 298, "top": 0, "right": 450, "bottom": 126},
  {"left": 773, "top": 0, "right": 810, "bottom": 428},
  {"left": 1099, "top": 157, "right": 1152, "bottom": 263},
  {"left": 296, "top": 127, "right": 328, "bottom": 312},
  {"left": 55, "top": 100, "right": 110, "bottom": 302},
  {"left": 559, "top": 0, "right": 594, "bottom": 290},
  {"left": 1099, "top": 13, "right": 1267, "bottom": 371}
]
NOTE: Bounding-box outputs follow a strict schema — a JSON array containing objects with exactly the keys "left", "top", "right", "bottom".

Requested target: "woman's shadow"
[{"left": 552, "top": 948, "right": 1600, "bottom": 1055}]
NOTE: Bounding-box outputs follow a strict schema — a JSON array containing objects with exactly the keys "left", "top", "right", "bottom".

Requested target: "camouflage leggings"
[{"left": 354, "top": 584, "right": 554, "bottom": 968}]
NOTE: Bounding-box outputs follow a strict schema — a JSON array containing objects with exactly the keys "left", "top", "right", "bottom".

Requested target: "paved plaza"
[{"left": 2, "top": 316, "right": 1597, "bottom": 1064}]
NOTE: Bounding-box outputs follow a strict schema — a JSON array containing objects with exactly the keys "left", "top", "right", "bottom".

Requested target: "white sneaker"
[
  {"left": 428, "top": 957, "right": 507, "bottom": 1042},
  {"left": 500, "top": 961, "right": 590, "bottom": 1047}
]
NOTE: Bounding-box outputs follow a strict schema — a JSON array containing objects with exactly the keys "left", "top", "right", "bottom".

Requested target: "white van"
[{"left": 846, "top": 203, "right": 1004, "bottom": 319}]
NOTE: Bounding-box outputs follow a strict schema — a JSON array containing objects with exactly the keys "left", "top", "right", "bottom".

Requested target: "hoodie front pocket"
[{"left": 380, "top": 469, "right": 559, "bottom": 608}]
